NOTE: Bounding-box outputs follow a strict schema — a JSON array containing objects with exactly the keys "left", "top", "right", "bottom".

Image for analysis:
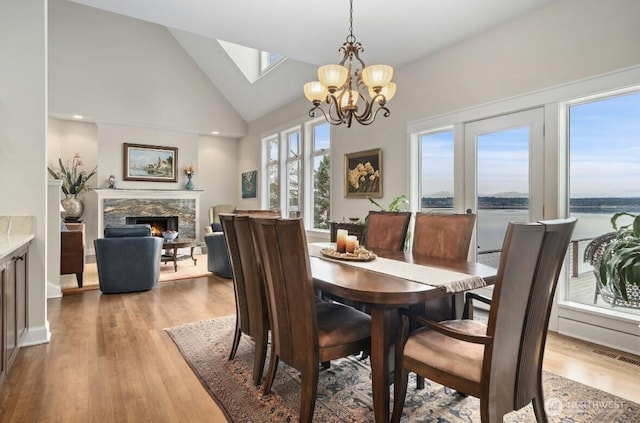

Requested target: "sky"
[{"left": 420, "top": 90, "right": 640, "bottom": 198}]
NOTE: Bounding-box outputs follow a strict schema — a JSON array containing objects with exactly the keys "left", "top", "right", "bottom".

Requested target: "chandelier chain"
[{"left": 349, "top": 0, "right": 353, "bottom": 38}]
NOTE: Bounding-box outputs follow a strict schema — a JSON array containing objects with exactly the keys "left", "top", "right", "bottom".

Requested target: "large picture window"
[
  {"left": 567, "top": 90, "right": 640, "bottom": 317},
  {"left": 262, "top": 120, "right": 331, "bottom": 230}
]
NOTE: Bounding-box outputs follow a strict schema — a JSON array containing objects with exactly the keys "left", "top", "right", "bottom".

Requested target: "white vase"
[{"left": 61, "top": 194, "right": 84, "bottom": 222}]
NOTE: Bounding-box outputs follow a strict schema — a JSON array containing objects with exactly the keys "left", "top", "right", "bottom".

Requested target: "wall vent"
[
  {"left": 618, "top": 355, "right": 640, "bottom": 367},
  {"left": 591, "top": 348, "right": 618, "bottom": 359}
]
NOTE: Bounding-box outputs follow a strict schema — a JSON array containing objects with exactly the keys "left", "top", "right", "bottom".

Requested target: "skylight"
[{"left": 218, "top": 40, "right": 285, "bottom": 84}]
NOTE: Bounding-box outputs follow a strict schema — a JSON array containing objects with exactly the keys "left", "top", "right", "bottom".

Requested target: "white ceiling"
[{"left": 68, "top": 0, "right": 558, "bottom": 122}]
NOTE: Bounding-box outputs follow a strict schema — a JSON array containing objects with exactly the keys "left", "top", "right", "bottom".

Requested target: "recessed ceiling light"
[
  {"left": 72, "top": 114, "right": 84, "bottom": 119},
  {"left": 211, "top": 131, "right": 219, "bottom": 135}
]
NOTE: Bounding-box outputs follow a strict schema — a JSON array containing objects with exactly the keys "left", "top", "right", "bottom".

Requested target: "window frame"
[{"left": 261, "top": 117, "right": 331, "bottom": 231}]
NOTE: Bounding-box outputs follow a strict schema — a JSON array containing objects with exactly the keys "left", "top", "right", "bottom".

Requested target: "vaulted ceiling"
[{"left": 68, "top": 0, "right": 557, "bottom": 122}]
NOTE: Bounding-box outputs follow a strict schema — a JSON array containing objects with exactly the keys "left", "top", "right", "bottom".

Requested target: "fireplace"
[
  {"left": 126, "top": 216, "right": 179, "bottom": 237},
  {"left": 95, "top": 189, "right": 201, "bottom": 241}
]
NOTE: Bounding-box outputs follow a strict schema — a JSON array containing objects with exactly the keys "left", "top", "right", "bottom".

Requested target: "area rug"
[
  {"left": 61, "top": 254, "right": 212, "bottom": 293},
  {"left": 166, "top": 315, "right": 640, "bottom": 422}
]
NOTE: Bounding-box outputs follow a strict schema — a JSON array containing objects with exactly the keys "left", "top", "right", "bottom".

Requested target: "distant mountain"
[
  {"left": 425, "top": 191, "right": 453, "bottom": 198},
  {"left": 426, "top": 191, "right": 528, "bottom": 198},
  {"left": 481, "top": 191, "right": 528, "bottom": 198}
]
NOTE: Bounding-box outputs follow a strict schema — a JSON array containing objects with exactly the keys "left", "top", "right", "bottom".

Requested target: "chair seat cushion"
[
  {"left": 316, "top": 302, "right": 371, "bottom": 349},
  {"left": 404, "top": 319, "right": 487, "bottom": 383}
]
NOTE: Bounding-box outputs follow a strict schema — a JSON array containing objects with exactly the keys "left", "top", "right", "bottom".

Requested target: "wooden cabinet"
[
  {"left": 329, "top": 221, "right": 366, "bottom": 244},
  {"left": 61, "top": 223, "right": 84, "bottom": 287},
  {"left": 0, "top": 244, "right": 29, "bottom": 385}
]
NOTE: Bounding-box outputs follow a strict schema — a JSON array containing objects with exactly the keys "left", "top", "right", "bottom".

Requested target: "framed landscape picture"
[
  {"left": 123, "top": 143, "right": 178, "bottom": 182},
  {"left": 345, "top": 148, "right": 382, "bottom": 198},
  {"left": 242, "top": 170, "right": 257, "bottom": 198}
]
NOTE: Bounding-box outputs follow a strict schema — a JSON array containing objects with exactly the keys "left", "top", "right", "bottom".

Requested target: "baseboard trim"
[
  {"left": 47, "top": 280, "right": 62, "bottom": 298},
  {"left": 21, "top": 321, "right": 51, "bottom": 347}
]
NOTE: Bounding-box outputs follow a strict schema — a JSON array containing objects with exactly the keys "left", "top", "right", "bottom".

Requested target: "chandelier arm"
[
  {"left": 327, "top": 94, "right": 346, "bottom": 122},
  {"left": 354, "top": 104, "right": 391, "bottom": 126},
  {"left": 309, "top": 105, "right": 344, "bottom": 126}
]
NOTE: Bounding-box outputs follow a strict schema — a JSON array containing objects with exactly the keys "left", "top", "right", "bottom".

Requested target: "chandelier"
[{"left": 303, "top": 0, "right": 396, "bottom": 128}]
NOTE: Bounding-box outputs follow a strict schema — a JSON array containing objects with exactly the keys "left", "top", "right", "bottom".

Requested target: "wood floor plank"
[{"left": 0, "top": 273, "right": 638, "bottom": 422}]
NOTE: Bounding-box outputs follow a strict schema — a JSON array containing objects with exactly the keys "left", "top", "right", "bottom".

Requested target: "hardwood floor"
[{"left": 0, "top": 275, "right": 639, "bottom": 422}]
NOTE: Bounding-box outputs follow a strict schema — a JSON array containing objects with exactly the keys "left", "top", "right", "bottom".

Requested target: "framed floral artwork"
[
  {"left": 345, "top": 148, "right": 382, "bottom": 198},
  {"left": 242, "top": 170, "right": 257, "bottom": 198},
  {"left": 123, "top": 143, "right": 178, "bottom": 182}
]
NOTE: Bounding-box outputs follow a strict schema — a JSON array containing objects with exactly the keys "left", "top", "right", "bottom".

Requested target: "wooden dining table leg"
[{"left": 369, "top": 305, "right": 399, "bottom": 423}]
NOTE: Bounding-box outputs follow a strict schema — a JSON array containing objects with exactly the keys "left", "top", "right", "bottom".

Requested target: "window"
[
  {"left": 567, "top": 89, "right": 640, "bottom": 317},
  {"left": 285, "top": 128, "right": 301, "bottom": 218},
  {"left": 266, "top": 135, "right": 279, "bottom": 210},
  {"left": 419, "top": 129, "right": 454, "bottom": 211},
  {"left": 311, "top": 122, "right": 331, "bottom": 229},
  {"left": 260, "top": 51, "right": 285, "bottom": 74},
  {"left": 261, "top": 120, "right": 331, "bottom": 229}
]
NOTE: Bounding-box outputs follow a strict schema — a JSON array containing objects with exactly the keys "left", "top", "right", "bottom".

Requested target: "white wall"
[
  {"left": 48, "top": 0, "right": 246, "bottom": 138},
  {"left": 198, "top": 134, "right": 239, "bottom": 228},
  {"left": 240, "top": 0, "right": 640, "bottom": 223},
  {"left": 0, "top": 0, "right": 49, "bottom": 345}
]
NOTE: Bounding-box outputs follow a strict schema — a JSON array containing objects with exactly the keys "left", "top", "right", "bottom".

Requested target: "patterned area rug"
[{"left": 166, "top": 315, "right": 640, "bottom": 422}]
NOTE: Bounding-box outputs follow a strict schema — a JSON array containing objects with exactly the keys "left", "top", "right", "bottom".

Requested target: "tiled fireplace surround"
[{"left": 95, "top": 189, "right": 201, "bottom": 240}]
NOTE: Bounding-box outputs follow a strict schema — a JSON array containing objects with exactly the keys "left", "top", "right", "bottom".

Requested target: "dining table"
[{"left": 309, "top": 243, "right": 497, "bottom": 423}]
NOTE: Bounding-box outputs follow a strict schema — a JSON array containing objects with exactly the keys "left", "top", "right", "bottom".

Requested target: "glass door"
[{"left": 463, "top": 108, "right": 545, "bottom": 267}]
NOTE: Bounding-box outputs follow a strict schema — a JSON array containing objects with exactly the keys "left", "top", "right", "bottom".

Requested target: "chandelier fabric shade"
[{"left": 303, "top": 0, "right": 395, "bottom": 127}]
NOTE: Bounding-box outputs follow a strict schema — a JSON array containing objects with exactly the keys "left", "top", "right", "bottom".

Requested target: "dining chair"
[
  {"left": 250, "top": 217, "right": 371, "bottom": 423},
  {"left": 364, "top": 211, "right": 412, "bottom": 251},
  {"left": 412, "top": 212, "right": 476, "bottom": 259},
  {"left": 409, "top": 211, "right": 476, "bottom": 389},
  {"left": 220, "top": 214, "right": 270, "bottom": 386},
  {"left": 391, "top": 217, "right": 576, "bottom": 423}
]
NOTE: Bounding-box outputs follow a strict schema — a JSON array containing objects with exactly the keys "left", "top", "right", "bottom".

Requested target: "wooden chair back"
[
  {"left": 250, "top": 217, "right": 319, "bottom": 370},
  {"left": 412, "top": 212, "right": 476, "bottom": 259},
  {"left": 365, "top": 211, "right": 411, "bottom": 251},
  {"left": 219, "top": 214, "right": 269, "bottom": 385},
  {"left": 484, "top": 218, "right": 576, "bottom": 416}
]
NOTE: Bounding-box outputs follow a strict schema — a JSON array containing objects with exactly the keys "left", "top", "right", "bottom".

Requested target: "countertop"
[{"left": 0, "top": 216, "right": 35, "bottom": 259}]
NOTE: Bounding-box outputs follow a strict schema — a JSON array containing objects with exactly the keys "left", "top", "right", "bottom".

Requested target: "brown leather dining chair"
[
  {"left": 250, "top": 217, "right": 371, "bottom": 423},
  {"left": 391, "top": 217, "right": 576, "bottom": 423},
  {"left": 410, "top": 211, "right": 477, "bottom": 388},
  {"left": 365, "top": 210, "right": 412, "bottom": 251},
  {"left": 220, "top": 214, "right": 270, "bottom": 386},
  {"left": 412, "top": 212, "right": 476, "bottom": 259}
]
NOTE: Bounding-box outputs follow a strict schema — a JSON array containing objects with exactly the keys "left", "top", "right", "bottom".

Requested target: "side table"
[{"left": 161, "top": 238, "right": 199, "bottom": 272}]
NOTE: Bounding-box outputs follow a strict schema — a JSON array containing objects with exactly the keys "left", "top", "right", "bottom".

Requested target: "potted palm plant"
[{"left": 598, "top": 211, "right": 640, "bottom": 302}]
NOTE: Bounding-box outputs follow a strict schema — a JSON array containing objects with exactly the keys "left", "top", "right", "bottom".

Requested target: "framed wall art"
[
  {"left": 345, "top": 148, "right": 382, "bottom": 198},
  {"left": 123, "top": 143, "right": 178, "bottom": 182},
  {"left": 242, "top": 170, "right": 257, "bottom": 198}
]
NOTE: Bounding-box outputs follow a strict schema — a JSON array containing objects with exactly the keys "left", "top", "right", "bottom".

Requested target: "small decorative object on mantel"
[
  {"left": 184, "top": 164, "right": 195, "bottom": 190},
  {"left": 108, "top": 175, "right": 117, "bottom": 188},
  {"left": 47, "top": 153, "right": 97, "bottom": 223}
]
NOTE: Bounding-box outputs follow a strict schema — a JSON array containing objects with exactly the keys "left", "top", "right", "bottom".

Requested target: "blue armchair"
[
  {"left": 204, "top": 231, "right": 232, "bottom": 278},
  {"left": 94, "top": 224, "right": 164, "bottom": 293}
]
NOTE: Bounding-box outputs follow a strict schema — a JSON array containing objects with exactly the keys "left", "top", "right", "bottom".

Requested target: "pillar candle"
[
  {"left": 336, "top": 229, "right": 348, "bottom": 253},
  {"left": 346, "top": 235, "right": 358, "bottom": 253}
]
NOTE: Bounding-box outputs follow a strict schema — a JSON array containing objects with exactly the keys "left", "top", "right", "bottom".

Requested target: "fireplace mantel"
[{"left": 94, "top": 189, "right": 202, "bottom": 240}]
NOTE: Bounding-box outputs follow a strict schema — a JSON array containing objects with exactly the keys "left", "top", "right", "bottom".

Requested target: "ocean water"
[{"left": 475, "top": 210, "right": 618, "bottom": 253}]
